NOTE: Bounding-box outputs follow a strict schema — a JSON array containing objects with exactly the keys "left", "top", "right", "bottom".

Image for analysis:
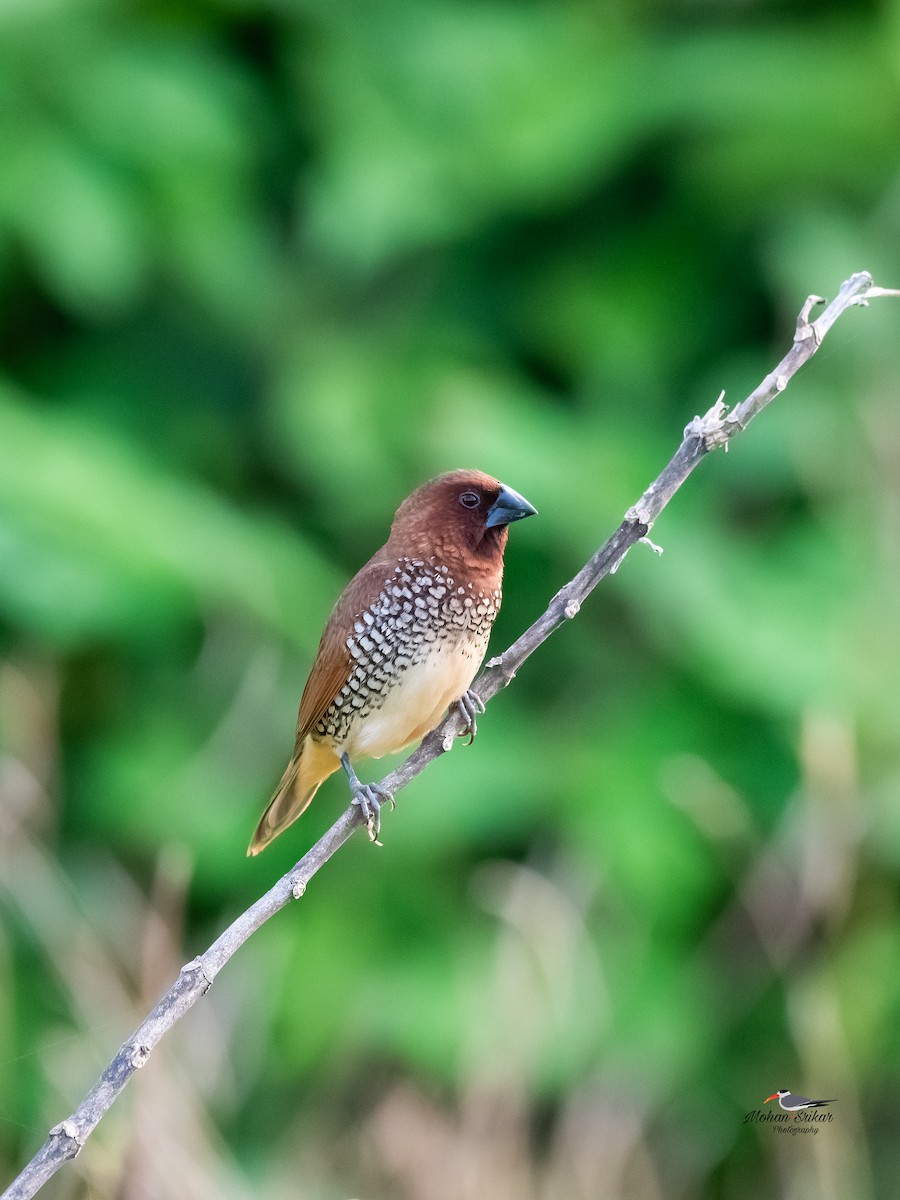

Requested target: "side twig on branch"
[{"left": 3, "top": 270, "right": 897, "bottom": 1200}]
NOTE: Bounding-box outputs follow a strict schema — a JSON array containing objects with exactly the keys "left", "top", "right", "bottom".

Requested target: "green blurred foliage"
[{"left": 2, "top": 0, "right": 900, "bottom": 1196}]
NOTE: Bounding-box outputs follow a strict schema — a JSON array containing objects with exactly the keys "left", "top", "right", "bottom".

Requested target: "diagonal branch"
[{"left": 3, "top": 269, "right": 894, "bottom": 1200}]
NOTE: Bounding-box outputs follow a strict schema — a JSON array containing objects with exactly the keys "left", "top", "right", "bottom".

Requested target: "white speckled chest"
[{"left": 314, "top": 557, "right": 501, "bottom": 757}]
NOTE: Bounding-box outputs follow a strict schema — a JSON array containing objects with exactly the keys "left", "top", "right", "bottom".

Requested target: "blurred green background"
[{"left": 2, "top": 0, "right": 900, "bottom": 1197}]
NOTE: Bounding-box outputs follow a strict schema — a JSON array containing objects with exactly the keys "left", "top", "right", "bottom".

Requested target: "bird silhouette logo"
[{"left": 764, "top": 1089, "right": 837, "bottom": 1118}]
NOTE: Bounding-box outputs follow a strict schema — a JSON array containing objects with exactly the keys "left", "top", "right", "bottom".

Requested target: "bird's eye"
[{"left": 459, "top": 491, "right": 480, "bottom": 509}]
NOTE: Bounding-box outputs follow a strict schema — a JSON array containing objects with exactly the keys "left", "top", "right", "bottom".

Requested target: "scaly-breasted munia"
[{"left": 248, "top": 469, "right": 536, "bottom": 854}]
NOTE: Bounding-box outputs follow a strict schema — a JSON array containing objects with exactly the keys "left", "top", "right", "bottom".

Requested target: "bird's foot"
[
  {"left": 351, "top": 784, "right": 394, "bottom": 844},
  {"left": 456, "top": 690, "right": 486, "bottom": 746},
  {"left": 340, "top": 750, "right": 393, "bottom": 844}
]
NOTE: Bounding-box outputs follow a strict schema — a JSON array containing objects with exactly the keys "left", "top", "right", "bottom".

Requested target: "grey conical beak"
[{"left": 485, "top": 482, "right": 538, "bottom": 529}]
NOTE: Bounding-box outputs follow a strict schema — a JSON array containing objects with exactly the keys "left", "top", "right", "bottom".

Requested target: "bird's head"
[
  {"left": 388, "top": 469, "right": 537, "bottom": 566},
  {"left": 764, "top": 1090, "right": 789, "bottom": 1103}
]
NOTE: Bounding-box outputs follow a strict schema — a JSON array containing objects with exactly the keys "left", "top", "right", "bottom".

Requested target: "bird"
[
  {"left": 248, "top": 469, "right": 537, "bottom": 855},
  {"left": 764, "top": 1089, "right": 837, "bottom": 1117}
]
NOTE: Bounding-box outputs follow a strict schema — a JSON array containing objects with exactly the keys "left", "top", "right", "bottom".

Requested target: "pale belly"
[{"left": 341, "top": 639, "right": 484, "bottom": 760}]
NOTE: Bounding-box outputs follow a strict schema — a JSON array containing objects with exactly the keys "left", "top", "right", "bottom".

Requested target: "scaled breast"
[{"left": 314, "top": 557, "right": 501, "bottom": 743}]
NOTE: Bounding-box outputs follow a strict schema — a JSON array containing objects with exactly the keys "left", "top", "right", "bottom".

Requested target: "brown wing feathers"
[{"left": 295, "top": 558, "right": 396, "bottom": 739}]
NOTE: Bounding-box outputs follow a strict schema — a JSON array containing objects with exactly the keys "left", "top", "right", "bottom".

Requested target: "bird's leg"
[
  {"left": 340, "top": 752, "right": 393, "bottom": 844},
  {"left": 456, "top": 690, "right": 486, "bottom": 746}
]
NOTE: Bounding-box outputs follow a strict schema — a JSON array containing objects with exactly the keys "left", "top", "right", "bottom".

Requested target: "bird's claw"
[
  {"left": 340, "top": 750, "right": 392, "bottom": 844},
  {"left": 351, "top": 784, "right": 393, "bottom": 844},
  {"left": 456, "top": 690, "right": 486, "bottom": 746}
]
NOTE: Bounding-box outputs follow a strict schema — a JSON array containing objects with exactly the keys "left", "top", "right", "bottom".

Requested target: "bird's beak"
[
  {"left": 485, "top": 482, "right": 538, "bottom": 529},
  {"left": 764, "top": 1094, "right": 778, "bottom": 1104}
]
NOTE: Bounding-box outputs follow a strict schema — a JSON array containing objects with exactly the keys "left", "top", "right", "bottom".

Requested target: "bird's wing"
[
  {"left": 293, "top": 555, "right": 395, "bottom": 745},
  {"left": 789, "top": 1095, "right": 813, "bottom": 1107}
]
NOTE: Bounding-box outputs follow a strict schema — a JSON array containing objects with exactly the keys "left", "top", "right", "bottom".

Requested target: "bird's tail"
[
  {"left": 247, "top": 737, "right": 340, "bottom": 856},
  {"left": 807, "top": 1100, "right": 837, "bottom": 1107}
]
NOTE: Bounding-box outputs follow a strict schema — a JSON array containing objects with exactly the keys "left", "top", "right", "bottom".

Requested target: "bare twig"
[{"left": 2, "top": 270, "right": 893, "bottom": 1200}]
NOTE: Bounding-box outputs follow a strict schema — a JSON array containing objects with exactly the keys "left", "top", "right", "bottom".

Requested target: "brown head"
[{"left": 386, "top": 469, "right": 537, "bottom": 569}]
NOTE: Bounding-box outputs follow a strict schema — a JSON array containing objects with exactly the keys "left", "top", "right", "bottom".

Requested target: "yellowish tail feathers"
[{"left": 247, "top": 738, "right": 339, "bottom": 855}]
